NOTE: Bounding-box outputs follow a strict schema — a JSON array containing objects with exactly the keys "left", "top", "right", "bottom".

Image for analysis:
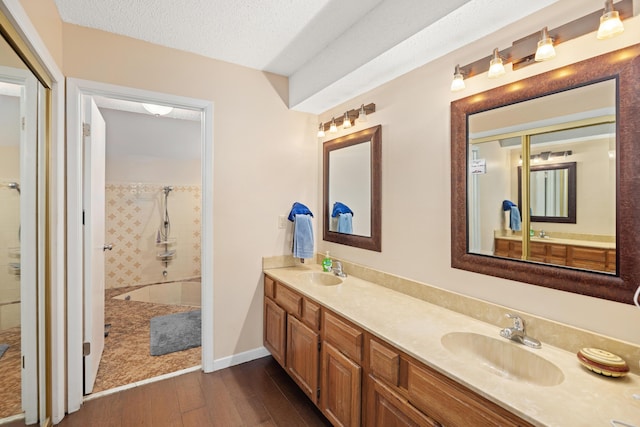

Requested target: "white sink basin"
[
  {"left": 297, "top": 271, "right": 343, "bottom": 286},
  {"left": 441, "top": 332, "right": 564, "bottom": 387}
]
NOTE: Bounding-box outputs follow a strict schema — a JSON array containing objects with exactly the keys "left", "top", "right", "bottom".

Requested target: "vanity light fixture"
[
  {"left": 597, "top": 0, "right": 624, "bottom": 39},
  {"left": 450, "top": 64, "right": 465, "bottom": 92},
  {"left": 329, "top": 117, "right": 338, "bottom": 133},
  {"left": 343, "top": 111, "right": 352, "bottom": 129},
  {"left": 487, "top": 48, "right": 505, "bottom": 79},
  {"left": 142, "top": 103, "right": 173, "bottom": 116},
  {"left": 357, "top": 104, "right": 368, "bottom": 123},
  {"left": 317, "top": 103, "right": 376, "bottom": 137},
  {"left": 450, "top": 0, "right": 631, "bottom": 90},
  {"left": 534, "top": 27, "right": 556, "bottom": 62}
]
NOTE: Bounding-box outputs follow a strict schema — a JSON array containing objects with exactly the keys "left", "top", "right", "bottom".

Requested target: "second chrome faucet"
[{"left": 499, "top": 313, "right": 541, "bottom": 349}]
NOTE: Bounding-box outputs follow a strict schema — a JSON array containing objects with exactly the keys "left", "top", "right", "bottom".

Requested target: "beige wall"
[
  {"left": 19, "top": 0, "right": 63, "bottom": 68},
  {"left": 60, "top": 25, "right": 318, "bottom": 358},
  {"left": 318, "top": 13, "right": 640, "bottom": 345}
]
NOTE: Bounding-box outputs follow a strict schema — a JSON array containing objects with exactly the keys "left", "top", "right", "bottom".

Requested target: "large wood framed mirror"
[
  {"left": 451, "top": 44, "right": 640, "bottom": 304},
  {"left": 323, "top": 125, "right": 381, "bottom": 251}
]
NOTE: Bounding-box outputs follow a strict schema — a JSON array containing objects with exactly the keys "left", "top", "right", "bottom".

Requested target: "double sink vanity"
[{"left": 263, "top": 257, "right": 640, "bottom": 427}]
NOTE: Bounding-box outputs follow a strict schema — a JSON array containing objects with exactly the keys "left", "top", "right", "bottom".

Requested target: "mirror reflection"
[
  {"left": 323, "top": 125, "right": 381, "bottom": 252},
  {"left": 468, "top": 79, "right": 616, "bottom": 274},
  {"left": 328, "top": 141, "right": 371, "bottom": 236},
  {"left": 0, "top": 34, "right": 40, "bottom": 419}
]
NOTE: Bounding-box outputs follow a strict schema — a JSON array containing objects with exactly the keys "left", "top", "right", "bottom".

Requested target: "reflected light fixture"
[
  {"left": 317, "top": 123, "right": 325, "bottom": 138},
  {"left": 343, "top": 111, "right": 352, "bottom": 129},
  {"left": 450, "top": 64, "right": 465, "bottom": 92},
  {"left": 487, "top": 48, "right": 505, "bottom": 79},
  {"left": 357, "top": 104, "right": 368, "bottom": 123},
  {"left": 142, "top": 103, "right": 173, "bottom": 116},
  {"left": 329, "top": 117, "right": 338, "bottom": 133},
  {"left": 597, "top": 0, "right": 624, "bottom": 39},
  {"left": 535, "top": 27, "right": 556, "bottom": 62}
]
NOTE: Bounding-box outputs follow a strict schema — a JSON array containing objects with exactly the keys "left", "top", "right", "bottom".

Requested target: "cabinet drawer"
[
  {"left": 407, "top": 363, "right": 526, "bottom": 427},
  {"left": 275, "top": 283, "right": 302, "bottom": 317},
  {"left": 323, "top": 311, "right": 363, "bottom": 362},
  {"left": 264, "top": 276, "right": 275, "bottom": 299},
  {"left": 302, "top": 299, "right": 321, "bottom": 330},
  {"left": 369, "top": 339, "right": 400, "bottom": 386},
  {"left": 548, "top": 244, "right": 566, "bottom": 258}
]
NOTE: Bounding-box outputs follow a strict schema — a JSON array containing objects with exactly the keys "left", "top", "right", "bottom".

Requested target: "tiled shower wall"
[{"left": 105, "top": 183, "right": 201, "bottom": 289}]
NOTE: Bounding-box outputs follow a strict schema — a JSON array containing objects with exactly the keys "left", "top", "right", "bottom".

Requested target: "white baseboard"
[{"left": 212, "top": 346, "right": 271, "bottom": 371}]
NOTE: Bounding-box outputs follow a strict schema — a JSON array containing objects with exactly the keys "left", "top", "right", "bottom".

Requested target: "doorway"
[{"left": 66, "top": 79, "right": 214, "bottom": 412}]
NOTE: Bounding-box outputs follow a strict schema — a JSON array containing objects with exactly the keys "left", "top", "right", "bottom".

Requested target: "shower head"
[{"left": 5, "top": 182, "right": 20, "bottom": 194}]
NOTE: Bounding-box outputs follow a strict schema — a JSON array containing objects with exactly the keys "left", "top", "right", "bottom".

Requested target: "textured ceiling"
[{"left": 53, "top": 0, "right": 598, "bottom": 113}]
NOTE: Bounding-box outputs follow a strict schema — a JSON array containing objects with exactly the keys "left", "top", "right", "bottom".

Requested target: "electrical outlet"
[{"left": 278, "top": 215, "right": 287, "bottom": 229}]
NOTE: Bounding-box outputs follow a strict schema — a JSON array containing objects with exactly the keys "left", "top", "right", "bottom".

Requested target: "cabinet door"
[
  {"left": 264, "top": 297, "right": 286, "bottom": 367},
  {"left": 287, "top": 315, "right": 320, "bottom": 403},
  {"left": 366, "top": 375, "right": 440, "bottom": 427},
  {"left": 321, "top": 342, "right": 362, "bottom": 427}
]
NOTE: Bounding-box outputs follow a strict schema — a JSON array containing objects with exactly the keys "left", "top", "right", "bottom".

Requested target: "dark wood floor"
[{"left": 6, "top": 356, "right": 332, "bottom": 427}]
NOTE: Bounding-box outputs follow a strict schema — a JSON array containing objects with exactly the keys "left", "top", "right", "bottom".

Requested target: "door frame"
[{"left": 66, "top": 78, "right": 215, "bottom": 413}]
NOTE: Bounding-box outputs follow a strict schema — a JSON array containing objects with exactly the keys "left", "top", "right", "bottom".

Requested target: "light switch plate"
[{"left": 278, "top": 215, "right": 286, "bottom": 229}]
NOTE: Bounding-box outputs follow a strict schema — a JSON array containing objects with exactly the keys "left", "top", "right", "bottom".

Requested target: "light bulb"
[
  {"left": 535, "top": 27, "right": 556, "bottom": 62},
  {"left": 450, "top": 65, "right": 465, "bottom": 92},
  {"left": 317, "top": 123, "right": 325, "bottom": 138},
  {"left": 597, "top": 0, "right": 624, "bottom": 39},
  {"left": 487, "top": 48, "right": 505, "bottom": 79},
  {"left": 343, "top": 112, "right": 351, "bottom": 129},
  {"left": 357, "top": 105, "right": 367, "bottom": 123},
  {"left": 329, "top": 118, "right": 337, "bottom": 133}
]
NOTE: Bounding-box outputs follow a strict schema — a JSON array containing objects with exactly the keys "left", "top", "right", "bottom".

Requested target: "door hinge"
[
  {"left": 317, "top": 388, "right": 320, "bottom": 400},
  {"left": 318, "top": 341, "right": 321, "bottom": 352},
  {"left": 22, "top": 356, "right": 25, "bottom": 369},
  {"left": 82, "top": 210, "right": 85, "bottom": 225},
  {"left": 82, "top": 122, "right": 91, "bottom": 137},
  {"left": 21, "top": 117, "right": 25, "bottom": 130},
  {"left": 83, "top": 342, "right": 91, "bottom": 356}
]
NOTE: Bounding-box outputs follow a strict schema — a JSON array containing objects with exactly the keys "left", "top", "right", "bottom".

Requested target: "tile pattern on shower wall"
[
  {"left": 0, "top": 179, "right": 21, "bottom": 330},
  {"left": 105, "top": 183, "right": 201, "bottom": 289}
]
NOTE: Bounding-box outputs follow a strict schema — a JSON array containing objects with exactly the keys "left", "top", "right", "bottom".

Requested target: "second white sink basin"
[
  {"left": 441, "top": 332, "right": 564, "bottom": 387},
  {"left": 297, "top": 271, "right": 343, "bottom": 286}
]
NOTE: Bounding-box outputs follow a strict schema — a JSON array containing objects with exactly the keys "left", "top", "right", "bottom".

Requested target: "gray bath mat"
[
  {"left": 150, "top": 310, "right": 201, "bottom": 356},
  {"left": 0, "top": 343, "right": 8, "bottom": 359}
]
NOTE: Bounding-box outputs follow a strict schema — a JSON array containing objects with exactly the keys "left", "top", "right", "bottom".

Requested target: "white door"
[{"left": 82, "top": 97, "right": 107, "bottom": 394}]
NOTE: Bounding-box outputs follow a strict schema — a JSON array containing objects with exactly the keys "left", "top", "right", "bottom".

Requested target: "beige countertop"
[
  {"left": 264, "top": 264, "right": 640, "bottom": 427},
  {"left": 495, "top": 234, "right": 616, "bottom": 250}
]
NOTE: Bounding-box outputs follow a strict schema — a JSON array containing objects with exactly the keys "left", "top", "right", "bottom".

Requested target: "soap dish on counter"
[{"left": 577, "top": 348, "right": 629, "bottom": 378}]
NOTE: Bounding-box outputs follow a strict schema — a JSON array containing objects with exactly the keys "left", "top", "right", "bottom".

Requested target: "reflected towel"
[
  {"left": 510, "top": 206, "right": 521, "bottom": 231},
  {"left": 337, "top": 213, "right": 353, "bottom": 234},
  {"left": 288, "top": 202, "right": 313, "bottom": 222},
  {"left": 502, "top": 200, "right": 521, "bottom": 231},
  {"left": 293, "top": 214, "right": 314, "bottom": 259},
  {"left": 331, "top": 202, "right": 354, "bottom": 218}
]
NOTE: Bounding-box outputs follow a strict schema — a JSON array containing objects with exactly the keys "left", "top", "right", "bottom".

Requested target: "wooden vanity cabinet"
[
  {"left": 264, "top": 275, "right": 534, "bottom": 427},
  {"left": 321, "top": 311, "right": 364, "bottom": 427},
  {"left": 494, "top": 237, "right": 615, "bottom": 273},
  {"left": 264, "top": 278, "right": 320, "bottom": 403}
]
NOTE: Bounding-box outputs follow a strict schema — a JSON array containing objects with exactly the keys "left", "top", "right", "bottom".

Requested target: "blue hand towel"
[
  {"left": 337, "top": 213, "right": 353, "bottom": 234},
  {"left": 293, "top": 214, "right": 314, "bottom": 259},
  {"left": 331, "top": 202, "right": 354, "bottom": 218},
  {"left": 510, "top": 206, "right": 521, "bottom": 231},
  {"left": 288, "top": 202, "right": 313, "bottom": 222},
  {"left": 502, "top": 200, "right": 521, "bottom": 231}
]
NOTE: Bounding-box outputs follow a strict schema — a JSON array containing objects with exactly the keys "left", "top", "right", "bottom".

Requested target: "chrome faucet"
[
  {"left": 332, "top": 261, "right": 347, "bottom": 278},
  {"left": 539, "top": 229, "right": 546, "bottom": 238},
  {"left": 499, "top": 314, "right": 541, "bottom": 349}
]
